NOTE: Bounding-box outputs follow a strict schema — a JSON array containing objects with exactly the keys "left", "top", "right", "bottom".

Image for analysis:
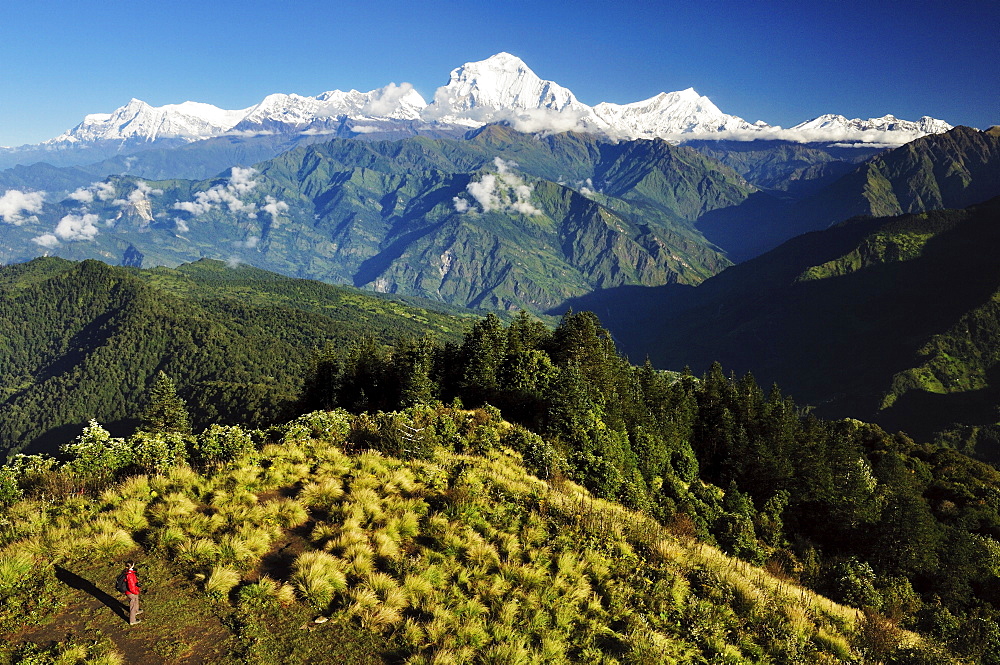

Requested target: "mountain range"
[{"left": 0, "top": 53, "right": 953, "bottom": 170}]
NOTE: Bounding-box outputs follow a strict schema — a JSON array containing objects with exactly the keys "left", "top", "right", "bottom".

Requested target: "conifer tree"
[{"left": 139, "top": 371, "right": 193, "bottom": 434}]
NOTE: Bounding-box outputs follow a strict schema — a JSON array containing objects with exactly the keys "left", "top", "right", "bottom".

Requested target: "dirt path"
[{"left": 13, "top": 559, "right": 236, "bottom": 664}]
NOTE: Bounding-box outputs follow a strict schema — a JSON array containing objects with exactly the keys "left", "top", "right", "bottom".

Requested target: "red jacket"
[{"left": 125, "top": 569, "right": 140, "bottom": 595}]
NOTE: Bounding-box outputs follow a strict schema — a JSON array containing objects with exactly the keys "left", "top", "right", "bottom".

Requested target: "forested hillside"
[
  {"left": 0, "top": 127, "right": 749, "bottom": 312},
  {"left": 698, "top": 126, "right": 1000, "bottom": 261},
  {"left": 0, "top": 258, "right": 471, "bottom": 458},
  {"left": 4, "top": 311, "right": 1000, "bottom": 662},
  {"left": 619, "top": 196, "right": 1000, "bottom": 457}
]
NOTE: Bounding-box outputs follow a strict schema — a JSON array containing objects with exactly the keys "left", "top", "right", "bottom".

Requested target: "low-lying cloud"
[
  {"left": 53, "top": 212, "right": 100, "bottom": 241},
  {"left": 68, "top": 182, "right": 115, "bottom": 204},
  {"left": 454, "top": 157, "right": 543, "bottom": 216},
  {"left": 0, "top": 189, "right": 45, "bottom": 225},
  {"left": 174, "top": 167, "right": 260, "bottom": 217}
]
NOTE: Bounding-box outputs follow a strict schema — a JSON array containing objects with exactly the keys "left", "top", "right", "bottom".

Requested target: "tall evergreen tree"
[{"left": 139, "top": 371, "right": 193, "bottom": 435}]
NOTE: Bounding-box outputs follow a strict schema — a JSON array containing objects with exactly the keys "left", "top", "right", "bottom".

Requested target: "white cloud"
[
  {"left": 173, "top": 167, "right": 260, "bottom": 218},
  {"left": 54, "top": 213, "right": 100, "bottom": 241},
  {"left": 349, "top": 125, "right": 382, "bottom": 134},
  {"left": 262, "top": 195, "right": 289, "bottom": 223},
  {"left": 454, "top": 160, "right": 543, "bottom": 216},
  {"left": 362, "top": 82, "right": 417, "bottom": 117},
  {"left": 68, "top": 181, "right": 115, "bottom": 204},
  {"left": 502, "top": 107, "right": 596, "bottom": 135},
  {"left": 174, "top": 217, "right": 189, "bottom": 233},
  {"left": 0, "top": 189, "right": 45, "bottom": 225},
  {"left": 128, "top": 181, "right": 163, "bottom": 203},
  {"left": 668, "top": 125, "right": 926, "bottom": 146},
  {"left": 466, "top": 174, "right": 500, "bottom": 212},
  {"left": 226, "top": 256, "right": 243, "bottom": 268},
  {"left": 235, "top": 236, "right": 260, "bottom": 249},
  {"left": 31, "top": 233, "right": 59, "bottom": 248}
]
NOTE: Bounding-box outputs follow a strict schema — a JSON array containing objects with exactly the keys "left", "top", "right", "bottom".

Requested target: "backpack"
[{"left": 115, "top": 570, "right": 129, "bottom": 593}]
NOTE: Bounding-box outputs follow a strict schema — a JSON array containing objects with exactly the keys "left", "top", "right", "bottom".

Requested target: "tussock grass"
[
  {"left": 205, "top": 566, "right": 241, "bottom": 597},
  {"left": 0, "top": 551, "right": 33, "bottom": 592},
  {"left": 291, "top": 550, "right": 347, "bottom": 608},
  {"left": 268, "top": 497, "right": 309, "bottom": 528},
  {"left": 89, "top": 528, "right": 136, "bottom": 558},
  {"left": 0, "top": 409, "right": 897, "bottom": 664},
  {"left": 176, "top": 537, "right": 220, "bottom": 567},
  {"left": 111, "top": 498, "right": 150, "bottom": 531},
  {"left": 299, "top": 478, "right": 345, "bottom": 512}
]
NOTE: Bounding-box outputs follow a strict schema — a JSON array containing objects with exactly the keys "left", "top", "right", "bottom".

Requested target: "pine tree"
[{"left": 139, "top": 371, "right": 193, "bottom": 434}]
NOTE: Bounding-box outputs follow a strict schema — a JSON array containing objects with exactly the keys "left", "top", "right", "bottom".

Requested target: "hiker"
[{"left": 120, "top": 561, "right": 142, "bottom": 625}]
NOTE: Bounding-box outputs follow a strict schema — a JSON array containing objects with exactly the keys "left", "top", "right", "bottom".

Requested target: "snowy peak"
[
  {"left": 788, "top": 113, "right": 953, "bottom": 144},
  {"left": 426, "top": 52, "right": 585, "bottom": 125},
  {"left": 47, "top": 98, "right": 247, "bottom": 144},
  {"left": 30, "top": 52, "right": 955, "bottom": 150},
  {"left": 593, "top": 89, "right": 767, "bottom": 138}
]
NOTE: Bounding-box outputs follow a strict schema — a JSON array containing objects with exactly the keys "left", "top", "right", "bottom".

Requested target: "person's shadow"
[{"left": 54, "top": 565, "right": 127, "bottom": 622}]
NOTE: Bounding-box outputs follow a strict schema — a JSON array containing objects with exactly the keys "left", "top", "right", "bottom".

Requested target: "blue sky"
[{"left": 1, "top": 0, "right": 996, "bottom": 146}]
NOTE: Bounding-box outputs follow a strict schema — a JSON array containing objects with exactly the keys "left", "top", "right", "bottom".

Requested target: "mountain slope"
[
  {"left": 698, "top": 126, "right": 1000, "bottom": 261},
  {"left": 1, "top": 129, "right": 747, "bottom": 313},
  {"left": 0, "top": 258, "right": 471, "bottom": 458},
  {"left": 635, "top": 196, "right": 1000, "bottom": 447}
]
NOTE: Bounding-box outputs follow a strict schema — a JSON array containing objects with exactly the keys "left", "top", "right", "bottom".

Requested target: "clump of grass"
[
  {"left": 236, "top": 525, "right": 276, "bottom": 557},
  {"left": 299, "top": 478, "right": 345, "bottom": 512},
  {"left": 90, "top": 529, "right": 137, "bottom": 558},
  {"left": 218, "top": 534, "right": 257, "bottom": 568},
  {"left": 204, "top": 566, "right": 241, "bottom": 598},
  {"left": 0, "top": 551, "right": 33, "bottom": 593},
  {"left": 373, "top": 530, "right": 402, "bottom": 561},
  {"left": 291, "top": 550, "right": 347, "bottom": 608},
  {"left": 269, "top": 498, "right": 310, "bottom": 528},
  {"left": 152, "top": 525, "right": 186, "bottom": 553},
  {"left": 111, "top": 498, "right": 150, "bottom": 531},
  {"left": 176, "top": 537, "right": 220, "bottom": 567}
]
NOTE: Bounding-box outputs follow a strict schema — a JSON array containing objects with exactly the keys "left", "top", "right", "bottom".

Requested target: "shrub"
[
  {"left": 60, "top": 420, "right": 132, "bottom": 484},
  {"left": 128, "top": 431, "right": 191, "bottom": 475},
  {"left": 191, "top": 424, "right": 256, "bottom": 469}
]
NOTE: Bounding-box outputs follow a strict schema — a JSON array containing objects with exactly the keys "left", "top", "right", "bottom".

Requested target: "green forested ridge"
[
  {"left": 0, "top": 410, "right": 897, "bottom": 665},
  {"left": 0, "top": 128, "right": 747, "bottom": 312},
  {"left": 609, "top": 196, "right": 1000, "bottom": 455},
  {"left": 698, "top": 126, "right": 1000, "bottom": 262},
  {"left": 684, "top": 139, "right": 884, "bottom": 194},
  {"left": 0, "top": 257, "right": 472, "bottom": 458},
  {"left": 289, "top": 311, "right": 1000, "bottom": 662},
  {"left": 4, "top": 312, "right": 1000, "bottom": 662}
]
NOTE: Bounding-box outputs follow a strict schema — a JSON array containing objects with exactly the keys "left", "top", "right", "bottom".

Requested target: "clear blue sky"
[{"left": 1, "top": 0, "right": 997, "bottom": 146}]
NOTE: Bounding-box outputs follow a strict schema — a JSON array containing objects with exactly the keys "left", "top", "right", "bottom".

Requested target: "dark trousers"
[{"left": 126, "top": 593, "right": 140, "bottom": 624}]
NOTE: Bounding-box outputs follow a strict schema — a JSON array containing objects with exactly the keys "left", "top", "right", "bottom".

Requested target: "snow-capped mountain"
[
  {"left": 46, "top": 98, "right": 249, "bottom": 144},
  {"left": 592, "top": 89, "right": 768, "bottom": 139},
  {"left": 232, "top": 84, "right": 427, "bottom": 133},
  {"left": 425, "top": 52, "right": 593, "bottom": 126},
  {"left": 16, "top": 53, "right": 954, "bottom": 154}
]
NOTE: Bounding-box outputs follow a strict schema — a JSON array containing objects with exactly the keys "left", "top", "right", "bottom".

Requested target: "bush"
[
  {"left": 128, "top": 431, "right": 190, "bottom": 474},
  {"left": 61, "top": 420, "right": 132, "bottom": 483},
  {"left": 191, "top": 424, "right": 256, "bottom": 469},
  {"left": 502, "top": 426, "right": 561, "bottom": 479}
]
